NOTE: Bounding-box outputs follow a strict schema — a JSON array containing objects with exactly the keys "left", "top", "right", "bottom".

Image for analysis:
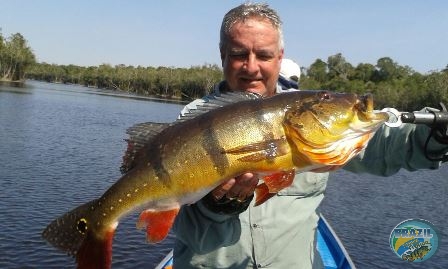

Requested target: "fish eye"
[{"left": 77, "top": 218, "right": 88, "bottom": 234}]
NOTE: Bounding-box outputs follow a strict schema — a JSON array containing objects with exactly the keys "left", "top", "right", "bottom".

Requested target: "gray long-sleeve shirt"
[{"left": 172, "top": 86, "right": 448, "bottom": 269}]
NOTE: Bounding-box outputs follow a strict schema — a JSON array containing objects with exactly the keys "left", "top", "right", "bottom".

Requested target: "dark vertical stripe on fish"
[
  {"left": 151, "top": 143, "right": 171, "bottom": 185},
  {"left": 200, "top": 115, "right": 229, "bottom": 176},
  {"left": 253, "top": 102, "right": 277, "bottom": 142}
]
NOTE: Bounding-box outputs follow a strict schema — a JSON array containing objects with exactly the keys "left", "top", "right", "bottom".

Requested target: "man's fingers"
[
  {"left": 209, "top": 173, "right": 260, "bottom": 202},
  {"left": 226, "top": 173, "right": 258, "bottom": 200},
  {"left": 238, "top": 177, "right": 258, "bottom": 200},
  {"left": 211, "top": 178, "right": 236, "bottom": 200}
]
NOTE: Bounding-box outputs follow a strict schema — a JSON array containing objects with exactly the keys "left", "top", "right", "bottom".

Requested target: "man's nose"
[{"left": 244, "top": 54, "right": 260, "bottom": 74}]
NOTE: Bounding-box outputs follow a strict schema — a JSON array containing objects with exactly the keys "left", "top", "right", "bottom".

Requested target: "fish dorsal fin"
[
  {"left": 178, "top": 91, "right": 262, "bottom": 122},
  {"left": 120, "top": 122, "right": 170, "bottom": 174}
]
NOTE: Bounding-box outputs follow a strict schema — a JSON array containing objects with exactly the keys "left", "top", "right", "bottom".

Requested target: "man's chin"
[
  {"left": 246, "top": 86, "right": 276, "bottom": 97},
  {"left": 244, "top": 88, "right": 265, "bottom": 95}
]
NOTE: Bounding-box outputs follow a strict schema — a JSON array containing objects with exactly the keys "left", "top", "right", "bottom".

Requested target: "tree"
[
  {"left": 423, "top": 72, "right": 448, "bottom": 108},
  {"left": 307, "top": 59, "right": 328, "bottom": 83},
  {"left": 0, "top": 32, "right": 36, "bottom": 81},
  {"left": 351, "top": 63, "right": 375, "bottom": 82},
  {"left": 327, "top": 53, "right": 353, "bottom": 80},
  {"left": 373, "top": 57, "right": 412, "bottom": 82}
]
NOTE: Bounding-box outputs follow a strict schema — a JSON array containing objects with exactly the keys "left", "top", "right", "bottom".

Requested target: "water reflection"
[{"left": 0, "top": 81, "right": 31, "bottom": 94}]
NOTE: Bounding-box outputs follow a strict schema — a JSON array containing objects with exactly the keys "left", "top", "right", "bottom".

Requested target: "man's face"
[{"left": 221, "top": 18, "right": 284, "bottom": 97}]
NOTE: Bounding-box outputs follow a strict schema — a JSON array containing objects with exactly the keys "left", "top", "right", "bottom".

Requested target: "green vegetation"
[
  {"left": 301, "top": 53, "right": 448, "bottom": 111},
  {"left": 2, "top": 31, "right": 447, "bottom": 107},
  {"left": 0, "top": 32, "right": 36, "bottom": 81},
  {"left": 26, "top": 63, "right": 223, "bottom": 101}
]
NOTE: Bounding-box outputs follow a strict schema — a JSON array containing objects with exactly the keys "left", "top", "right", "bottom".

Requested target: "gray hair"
[{"left": 219, "top": 3, "right": 284, "bottom": 51}]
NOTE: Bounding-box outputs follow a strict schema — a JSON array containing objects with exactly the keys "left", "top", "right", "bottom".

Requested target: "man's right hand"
[{"left": 210, "top": 173, "right": 259, "bottom": 202}]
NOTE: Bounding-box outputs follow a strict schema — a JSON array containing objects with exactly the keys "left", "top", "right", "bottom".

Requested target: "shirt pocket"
[{"left": 277, "top": 172, "right": 328, "bottom": 197}]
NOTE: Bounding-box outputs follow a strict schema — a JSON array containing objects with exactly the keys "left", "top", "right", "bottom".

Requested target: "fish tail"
[
  {"left": 76, "top": 228, "right": 115, "bottom": 269},
  {"left": 42, "top": 199, "right": 116, "bottom": 269}
]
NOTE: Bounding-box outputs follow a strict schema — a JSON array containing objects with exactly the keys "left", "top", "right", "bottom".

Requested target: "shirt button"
[
  {"left": 257, "top": 264, "right": 262, "bottom": 268},
  {"left": 252, "top": 224, "right": 258, "bottom": 228}
]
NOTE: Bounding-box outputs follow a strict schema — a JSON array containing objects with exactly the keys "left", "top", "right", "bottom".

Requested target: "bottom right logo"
[{"left": 389, "top": 218, "right": 439, "bottom": 262}]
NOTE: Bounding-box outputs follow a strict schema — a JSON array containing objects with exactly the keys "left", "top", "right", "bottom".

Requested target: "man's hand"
[{"left": 211, "top": 173, "right": 259, "bottom": 202}]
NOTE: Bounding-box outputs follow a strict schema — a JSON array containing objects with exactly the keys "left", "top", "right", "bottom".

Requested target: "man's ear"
[{"left": 278, "top": 48, "right": 284, "bottom": 60}]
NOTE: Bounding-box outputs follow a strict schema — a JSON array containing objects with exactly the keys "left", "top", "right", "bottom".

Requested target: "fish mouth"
[{"left": 355, "top": 94, "right": 389, "bottom": 123}]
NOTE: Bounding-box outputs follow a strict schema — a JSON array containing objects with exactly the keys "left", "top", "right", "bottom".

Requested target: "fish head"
[{"left": 283, "top": 90, "right": 388, "bottom": 166}]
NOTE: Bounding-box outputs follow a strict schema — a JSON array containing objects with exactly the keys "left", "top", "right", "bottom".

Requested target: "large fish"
[{"left": 42, "top": 90, "right": 388, "bottom": 268}]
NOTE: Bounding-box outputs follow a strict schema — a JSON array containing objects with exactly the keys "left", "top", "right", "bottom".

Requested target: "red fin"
[
  {"left": 137, "top": 208, "right": 179, "bottom": 243},
  {"left": 76, "top": 228, "right": 115, "bottom": 269},
  {"left": 254, "top": 183, "right": 276, "bottom": 206},
  {"left": 263, "top": 170, "right": 295, "bottom": 193},
  {"left": 254, "top": 170, "right": 296, "bottom": 206}
]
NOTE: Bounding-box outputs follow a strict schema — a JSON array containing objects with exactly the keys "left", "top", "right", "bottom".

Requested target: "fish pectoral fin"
[
  {"left": 253, "top": 170, "right": 296, "bottom": 206},
  {"left": 222, "top": 138, "right": 288, "bottom": 162},
  {"left": 263, "top": 170, "right": 296, "bottom": 192},
  {"left": 136, "top": 208, "right": 179, "bottom": 243},
  {"left": 254, "top": 183, "right": 276, "bottom": 206}
]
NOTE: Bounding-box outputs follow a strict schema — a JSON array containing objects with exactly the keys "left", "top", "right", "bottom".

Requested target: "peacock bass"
[{"left": 42, "top": 90, "right": 388, "bottom": 268}]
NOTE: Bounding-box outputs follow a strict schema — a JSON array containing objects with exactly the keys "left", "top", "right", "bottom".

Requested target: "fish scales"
[{"left": 42, "top": 90, "right": 388, "bottom": 269}]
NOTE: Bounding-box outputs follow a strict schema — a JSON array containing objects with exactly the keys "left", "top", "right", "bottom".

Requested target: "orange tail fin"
[{"left": 76, "top": 229, "right": 115, "bottom": 269}]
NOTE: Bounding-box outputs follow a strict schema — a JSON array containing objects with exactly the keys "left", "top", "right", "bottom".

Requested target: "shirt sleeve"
[
  {"left": 172, "top": 200, "right": 243, "bottom": 254},
  {"left": 344, "top": 117, "right": 448, "bottom": 176}
]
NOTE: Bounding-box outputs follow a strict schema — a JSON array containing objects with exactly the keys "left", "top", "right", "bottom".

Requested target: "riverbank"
[
  {"left": 0, "top": 78, "right": 25, "bottom": 84},
  {"left": 26, "top": 79, "right": 189, "bottom": 105}
]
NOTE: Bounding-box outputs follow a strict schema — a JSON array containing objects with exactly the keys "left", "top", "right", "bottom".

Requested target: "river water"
[{"left": 0, "top": 81, "right": 446, "bottom": 268}]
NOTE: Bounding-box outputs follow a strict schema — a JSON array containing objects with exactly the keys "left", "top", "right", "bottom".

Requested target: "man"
[{"left": 172, "top": 3, "right": 448, "bottom": 268}]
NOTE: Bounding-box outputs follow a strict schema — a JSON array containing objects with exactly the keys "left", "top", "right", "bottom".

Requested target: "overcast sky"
[{"left": 2, "top": 0, "right": 447, "bottom": 73}]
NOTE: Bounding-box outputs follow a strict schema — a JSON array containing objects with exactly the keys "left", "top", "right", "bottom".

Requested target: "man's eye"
[
  {"left": 257, "top": 54, "right": 274, "bottom": 61},
  {"left": 230, "top": 53, "right": 247, "bottom": 59}
]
